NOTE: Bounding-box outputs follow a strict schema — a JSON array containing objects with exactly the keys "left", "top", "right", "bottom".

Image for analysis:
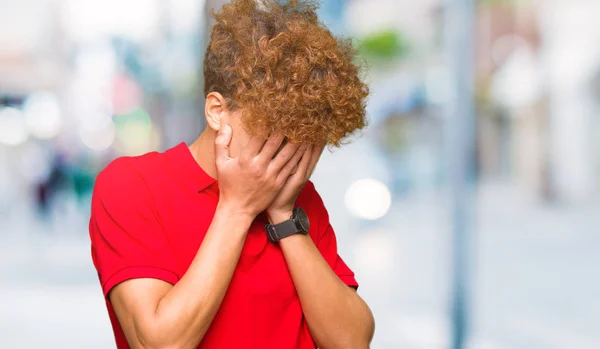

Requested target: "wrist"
[
  {"left": 216, "top": 201, "right": 256, "bottom": 224},
  {"left": 266, "top": 208, "right": 294, "bottom": 225}
]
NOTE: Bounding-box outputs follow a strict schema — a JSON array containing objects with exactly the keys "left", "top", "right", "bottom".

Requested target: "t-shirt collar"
[{"left": 164, "top": 142, "right": 217, "bottom": 193}]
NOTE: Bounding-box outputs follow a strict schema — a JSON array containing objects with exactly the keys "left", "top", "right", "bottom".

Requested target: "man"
[{"left": 89, "top": 0, "right": 374, "bottom": 348}]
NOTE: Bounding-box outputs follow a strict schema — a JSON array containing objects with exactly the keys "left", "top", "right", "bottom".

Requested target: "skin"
[{"left": 109, "top": 92, "right": 375, "bottom": 349}]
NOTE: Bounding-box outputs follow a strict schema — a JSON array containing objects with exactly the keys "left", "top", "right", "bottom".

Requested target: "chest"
[{"left": 157, "top": 189, "right": 297, "bottom": 301}]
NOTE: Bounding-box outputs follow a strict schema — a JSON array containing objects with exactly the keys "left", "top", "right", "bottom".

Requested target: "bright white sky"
[{"left": 0, "top": 0, "right": 206, "bottom": 55}]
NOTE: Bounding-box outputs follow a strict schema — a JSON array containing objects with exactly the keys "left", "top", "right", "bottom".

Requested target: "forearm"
[
  {"left": 279, "top": 234, "right": 375, "bottom": 349},
  {"left": 147, "top": 204, "right": 253, "bottom": 348}
]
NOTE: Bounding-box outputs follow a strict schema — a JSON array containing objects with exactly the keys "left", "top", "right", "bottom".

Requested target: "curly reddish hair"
[{"left": 203, "top": 0, "right": 369, "bottom": 146}]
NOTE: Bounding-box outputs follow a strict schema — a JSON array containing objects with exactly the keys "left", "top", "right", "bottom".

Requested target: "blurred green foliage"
[{"left": 357, "top": 29, "right": 409, "bottom": 61}]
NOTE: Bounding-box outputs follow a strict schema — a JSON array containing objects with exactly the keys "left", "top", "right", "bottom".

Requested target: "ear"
[{"left": 204, "top": 92, "right": 230, "bottom": 131}]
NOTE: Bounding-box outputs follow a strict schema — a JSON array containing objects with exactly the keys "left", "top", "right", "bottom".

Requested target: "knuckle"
[
  {"left": 264, "top": 167, "right": 275, "bottom": 179},
  {"left": 267, "top": 173, "right": 278, "bottom": 185},
  {"left": 251, "top": 163, "right": 264, "bottom": 177}
]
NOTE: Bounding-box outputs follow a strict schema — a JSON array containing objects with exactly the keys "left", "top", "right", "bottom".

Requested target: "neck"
[{"left": 189, "top": 128, "right": 218, "bottom": 180}]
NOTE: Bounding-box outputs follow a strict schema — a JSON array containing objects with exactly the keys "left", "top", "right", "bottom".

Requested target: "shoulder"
[
  {"left": 97, "top": 151, "right": 161, "bottom": 183},
  {"left": 91, "top": 153, "right": 166, "bottom": 235},
  {"left": 93, "top": 152, "right": 162, "bottom": 203}
]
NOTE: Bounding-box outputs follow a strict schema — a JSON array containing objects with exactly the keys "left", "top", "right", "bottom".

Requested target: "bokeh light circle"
[
  {"left": 0, "top": 107, "right": 29, "bottom": 146},
  {"left": 23, "top": 92, "right": 62, "bottom": 139},
  {"left": 344, "top": 178, "right": 392, "bottom": 220},
  {"left": 80, "top": 121, "right": 116, "bottom": 151}
]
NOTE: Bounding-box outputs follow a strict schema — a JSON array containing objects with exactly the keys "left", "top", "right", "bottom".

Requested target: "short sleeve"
[
  {"left": 317, "top": 223, "right": 359, "bottom": 288},
  {"left": 89, "top": 158, "right": 179, "bottom": 298},
  {"left": 303, "top": 182, "right": 358, "bottom": 289}
]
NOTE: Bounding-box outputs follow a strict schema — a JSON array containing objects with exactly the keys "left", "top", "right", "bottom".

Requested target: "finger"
[
  {"left": 295, "top": 144, "right": 313, "bottom": 178},
  {"left": 276, "top": 143, "right": 308, "bottom": 183},
  {"left": 214, "top": 123, "right": 233, "bottom": 165},
  {"left": 241, "top": 136, "right": 268, "bottom": 160},
  {"left": 279, "top": 143, "right": 310, "bottom": 181},
  {"left": 306, "top": 144, "right": 325, "bottom": 180},
  {"left": 257, "top": 134, "right": 286, "bottom": 163},
  {"left": 269, "top": 141, "right": 302, "bottom": 173}
]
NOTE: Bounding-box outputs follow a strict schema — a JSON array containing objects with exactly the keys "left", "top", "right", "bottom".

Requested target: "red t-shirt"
[{"left": 89, "top": 142, "right": 358, "bottom": 349}]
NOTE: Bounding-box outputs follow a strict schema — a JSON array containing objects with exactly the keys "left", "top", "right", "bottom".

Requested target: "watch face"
[{"left": 294, "top": 208, "right": 310, "bottom": 232}]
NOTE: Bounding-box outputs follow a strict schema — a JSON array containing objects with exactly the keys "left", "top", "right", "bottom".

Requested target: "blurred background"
[{"left": 1, "top": 0, "right": 599, "bottom": 348}]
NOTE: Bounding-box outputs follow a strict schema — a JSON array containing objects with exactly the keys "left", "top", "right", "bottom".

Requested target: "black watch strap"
[
  {"left": 264, "top": 208, "right": 309, "bottom": 242},
  {"left": 265, "top": 219, "right": 298, "bottom": 242}
]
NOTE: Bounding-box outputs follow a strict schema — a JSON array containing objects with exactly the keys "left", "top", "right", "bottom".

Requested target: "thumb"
[{"left": 215, "top": 122, "right": 232, "bottom": 164}]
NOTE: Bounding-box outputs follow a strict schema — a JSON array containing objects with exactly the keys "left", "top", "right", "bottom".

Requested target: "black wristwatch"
[{"left": 265, "top": 207, "right": 310, "bottom": 242}]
